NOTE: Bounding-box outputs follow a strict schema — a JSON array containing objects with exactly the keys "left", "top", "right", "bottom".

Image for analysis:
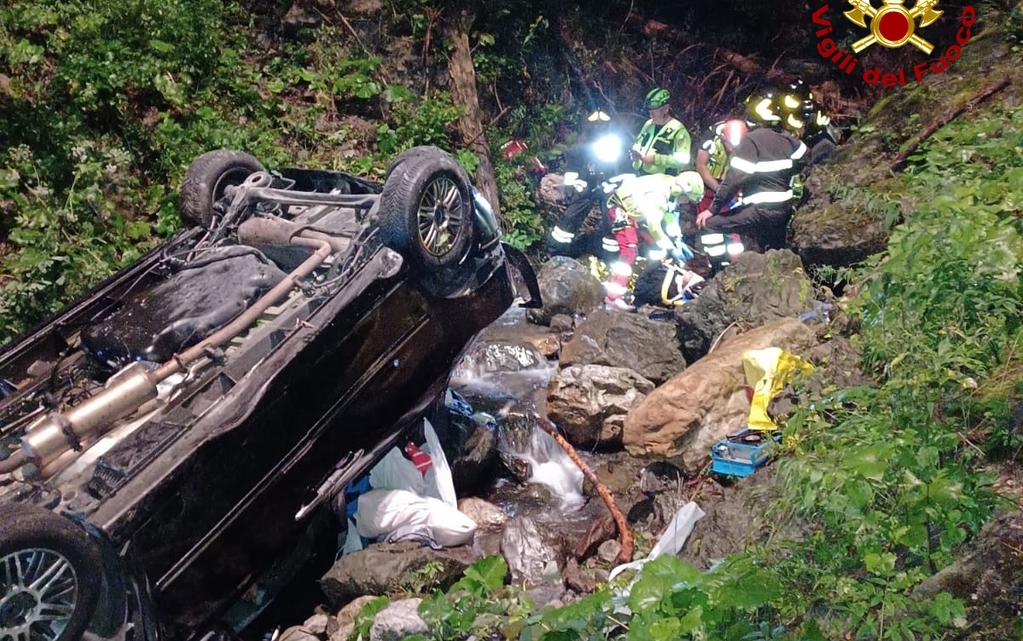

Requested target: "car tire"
[
  {"left": 0, "top": 504, "right": 104, "bottom": 641},
  {"left": 384, "top": 146, "right": 442, "bottom": 180},
  {"left": 180, "top": 150, "right": 265, "bottom": 228},
  {"left": 379, "top": 147, "right": 475, "bottom": 269}
]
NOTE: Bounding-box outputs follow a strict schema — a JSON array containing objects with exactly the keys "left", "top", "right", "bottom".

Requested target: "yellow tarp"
[{"left": 743, "top": 347, "right": 814, "bottom": 432}]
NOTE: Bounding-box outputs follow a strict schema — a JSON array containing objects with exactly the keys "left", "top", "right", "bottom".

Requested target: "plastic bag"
[
  {"left": 607, "top": 501, "right": 705, "bottom": 584},
  {"left": 743, "top": 347, "right": 814, "bottom": 432},
  {"left": 355, "top": 489, "right": 476, "bottom": 548}
]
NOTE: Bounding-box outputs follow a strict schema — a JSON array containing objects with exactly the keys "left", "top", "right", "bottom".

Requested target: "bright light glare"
[{"left": 592, "top": 135, "right": 623, "bottom": 164}]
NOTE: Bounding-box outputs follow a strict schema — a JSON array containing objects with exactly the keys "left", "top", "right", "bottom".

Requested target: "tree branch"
[{"left": 890, "top": 78, "right": 1011, "bottom": 173}]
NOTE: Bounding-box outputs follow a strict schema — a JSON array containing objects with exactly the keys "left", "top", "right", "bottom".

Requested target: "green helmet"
[{"left": 644, "top": 87, "right": 671, "bottom": 110}]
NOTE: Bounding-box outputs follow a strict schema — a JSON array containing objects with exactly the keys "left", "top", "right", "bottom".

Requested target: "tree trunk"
[{"left": 445, "top": 9, "right": 500, "bottom": 215}]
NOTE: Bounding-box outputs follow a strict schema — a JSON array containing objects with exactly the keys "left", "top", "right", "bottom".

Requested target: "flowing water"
[{"left": 451, "top": 306, "right": 591, "bottom": 523}]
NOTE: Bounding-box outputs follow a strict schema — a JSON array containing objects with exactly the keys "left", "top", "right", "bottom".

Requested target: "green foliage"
[
  {"left": 418, "top": 555, "right": 533, "bottom": 639},
  {"left": 376, "top": 95, "right": 463, "bottom": 158},
  {"left": 0, "top": 143, "right": 162, "bottom": 342},
  {"left": 493, "top": 159, "right": 545, "bottom": 251}
]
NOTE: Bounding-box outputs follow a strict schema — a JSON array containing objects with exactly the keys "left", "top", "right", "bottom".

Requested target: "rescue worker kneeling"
[
  {"left": 696, "top": 108, "right": 807, "bottom": 252},
  {"left": 603, "top": 171, "right": 704, "bottom": 310}
]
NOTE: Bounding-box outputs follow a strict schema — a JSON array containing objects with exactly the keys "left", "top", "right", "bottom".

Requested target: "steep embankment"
[{"left": 791, "top": 2, "right": 1023, "bottom": 270}]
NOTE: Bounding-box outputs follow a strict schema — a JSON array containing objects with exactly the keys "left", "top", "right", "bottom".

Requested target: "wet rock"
[
  {"left": 563, "top": 558, "right": 598, "bottom": 593},
  {"left": 639, "top": 461, "right": 687, "bottom": 496},
  {"left": 596, "top": 539, "right": 622, "bottom": 564},
  {"left": 457, "top": 497, "right": 508, "bottom": 529},
  {"left": 573, "top": 515, "right": 617, "bottom": 561},
  {"left": 496, "top": 413, "right": 585, "bottom": 504},
  {"left": 369, "top": 598, "right": 428, "bottom": 641},
  {"left": 319, "top": 542, "right": 478, "bottom": 608},
  {"left": 560, "top": 309, "right": 687, "bottom": 384},
  {"left": 454, "top": 339, "right": 550, "bottom": 376},
  {"left": 501, "top": 517, "right": 566, "bottom": 587},
  {"left": 330, "top": 596, "right": 379, "bottom": 641},
  {"left": 675, "top": 249, "right": 814, "bottom": 363},
  {"left": 429, "top": 391, "right": 500, "bottom": 496},
  {"left": 526, "top": 256, "right": 605, "bottom": 326},
  {"left": 549, "top": 314, "right": 575, "bottom": 334},
  {"left": 547, "top": 364, "right": 654, "bottom": 450},
  {"left": 623, "top": 318, "right": 817, "bottom": 468},
  {"left": 523, "top": 333, "right": 561, "bottom": 359}
]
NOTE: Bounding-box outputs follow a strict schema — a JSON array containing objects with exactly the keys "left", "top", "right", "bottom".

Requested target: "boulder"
[
  {"left": 560, "top": 309, "right": 687, "bottom": 384},
  {"left": 369, "top": 598, "right": 428, "bottom": 641},
  {"left": 319, "top": 542, "right": 477, "bottom": 608},
  {"left": 675, "top": 249, "right": 814, "bottom": 363},
  {"left": 526, "top": 256, "right": 604, "bottom": 325},
  {"left": 623, "top": 318, "right": 817, "bottom": 468},
  {"left": 789, "top": 167, "right": 892, "bottom": 269},
  {"left": 547, "top": 364, "right": 655, "bottom": 450}
]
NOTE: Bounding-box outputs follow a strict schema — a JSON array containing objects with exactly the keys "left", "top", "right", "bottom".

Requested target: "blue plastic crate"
[{"left": 710, "top": 428, "right": 777, "bottom": 477}]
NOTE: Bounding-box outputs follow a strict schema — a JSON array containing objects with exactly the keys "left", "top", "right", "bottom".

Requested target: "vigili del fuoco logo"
[{"left": 812, "top": 0, "right": 977, "bottom": 87}]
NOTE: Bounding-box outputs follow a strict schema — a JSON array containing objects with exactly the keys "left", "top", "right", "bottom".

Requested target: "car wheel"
[
  {"left": 0, "top": 505, "right": 103, "bottom": 641},
  {"left": 384, "top": 146, "right": 442, "bottom": 180},
  {"left": 379, "top": 147, "right": 475, "bottom": 269},
  {"left": 180, "top": 150, "right": 265, "bottom": 228}
]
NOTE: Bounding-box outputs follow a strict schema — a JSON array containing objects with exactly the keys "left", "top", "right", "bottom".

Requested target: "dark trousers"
[
  {"left": 548, "top": 188, "right": 615, "bottom": 260},
  {"left": 703, "top": 204, "right": 791, "bottom": 251}
]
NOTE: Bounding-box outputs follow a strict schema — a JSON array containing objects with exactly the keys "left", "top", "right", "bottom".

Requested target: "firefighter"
[
  {"left": 630, "top": 88, "right": 692, "bottom": 176},
  {"left": 602, "top": 171, "right": 704, "bottom": 310},
  {"left": 695, "top": 119, "right": 747, "bottom": 213},
  {"left": 548, "top": 109, "right": 631, "bottom": 260},
  {"left": 695, "top": 99, "right": 807, "bottom": 253}
]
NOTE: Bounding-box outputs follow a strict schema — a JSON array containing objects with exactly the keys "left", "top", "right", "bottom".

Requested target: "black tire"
[
  {"left": 180, "top": 150, "right": 265, "bottom": 228},
  {"left": 0, "top": 504, "right": 104, "bottom": 641},
  {"left": 384, "top": 146, "right": 442, "bottom": 180},
  {"left": 379, "top": 147, "right": 475, "bottom": 269}
]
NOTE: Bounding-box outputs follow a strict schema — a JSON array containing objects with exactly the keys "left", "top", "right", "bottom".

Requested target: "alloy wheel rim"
[
  {"left": 0, "top": 548, "right": 78, "bottom": 641},
  {"left": 417, "top": 176, "right": 464, "bottom": 256}
]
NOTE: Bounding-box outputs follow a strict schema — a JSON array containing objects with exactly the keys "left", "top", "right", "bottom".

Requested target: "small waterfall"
[
  {"left": 523, "top": 426, "right": 585, "bottom": 510},
  {"left": 497, "top": 412, "right": 585, "bottom": 511}
]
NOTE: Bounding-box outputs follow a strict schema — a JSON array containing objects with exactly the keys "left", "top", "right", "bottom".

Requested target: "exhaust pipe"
[{"left": 10, "top": 229, "right": 334, "bottom": 476}]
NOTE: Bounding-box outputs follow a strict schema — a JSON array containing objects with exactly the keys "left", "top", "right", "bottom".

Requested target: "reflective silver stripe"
[
  {"left": 705, "top": 244, "right": 727, "bottom": 257},
  {"left": 726, "top": 242, "right": 745, "bottom": 255},
  {"left": 700, "top": 233, "right": 724, "bottom": 244},
  {"left": 742, "top": 189, "right": 793, "bottom": 204},
  {"left": 791, "top": 142, "right": 808, "bottom": 160},
  {"left": 729, "top": 156, "right": 794, "bottom": 173},
  {"left": 551, "top": 226, "right": 575, "bottom": 243},
  {"left": 602, "top": 238, "right": 621, "bottom": 252}
]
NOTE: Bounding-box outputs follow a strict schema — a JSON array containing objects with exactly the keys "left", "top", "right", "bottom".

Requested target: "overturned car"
[{"left": 0, "top": 147, "right": 539, "bottom": 641}]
